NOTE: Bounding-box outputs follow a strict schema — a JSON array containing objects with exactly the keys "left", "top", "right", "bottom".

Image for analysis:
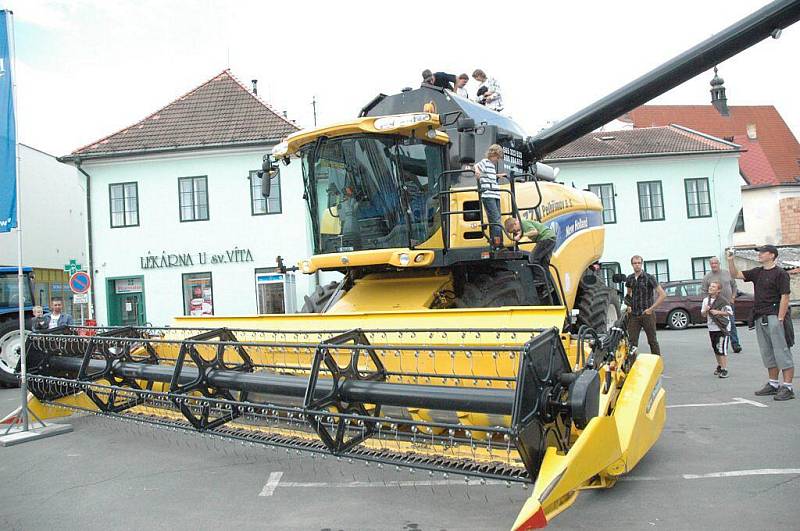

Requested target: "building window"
[
  {"left": 588, "top": 183, "right": 616, "bottom": 224},
  {"left": 734, "top": 208, "right": 745, "bottom": 232},
  {"left": 179, "top": 176, "right": 209, "bottom": 222},
  {"left": 109, "top": 182, "right": 139, "bottom": 227},
  {"left": 250, "top": 170, "right": 282, "bottom": 215},
  {"left": 691, "top": 257, "right": 713, "bottom": 279},
  {"left": 685, "top": 177, "right": 712, "bottom": 218},
  {"left": 644, "top": 259, "right": 669, "bottom": 283},
  {"left": 599, "top": 262, "right": 624, "bottom": 295},
  {"left": 637, "top": 181, "right": 664, "bottom": 221},
  {"left": 255, "top": 269, "right": 286, "bottom": 314},
  {"left": 182, "top": 272, "right": 213, "bottom": 316}
]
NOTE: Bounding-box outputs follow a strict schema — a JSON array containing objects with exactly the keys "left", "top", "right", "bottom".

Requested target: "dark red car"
[{"left": 654, "top": 280, "right": 754, "bottom": 330}]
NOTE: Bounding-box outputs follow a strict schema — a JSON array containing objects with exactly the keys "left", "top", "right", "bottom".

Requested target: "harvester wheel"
[
  {"left": 455, "top": 269, "right": 526, "bottom": 308},
  {"left": 0, "top": 321, "right": 24, "bottom": 387},
  {"left": 301, "top": 281, "right": 341, "bottom": 313},
  {"left": 574, "top": 281, "right": 621, "bottom": 333}
]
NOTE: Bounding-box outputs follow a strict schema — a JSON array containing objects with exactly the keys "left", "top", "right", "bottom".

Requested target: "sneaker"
[
  {"left": 714, "top": 365, "right": 721, "bottom": 376},
  {"left": 732, "top": 345, "right": 742, "bottom": 353},
  {"left": 774, "top": 387, "right": 795, "bottom": 401},
  {"left": 718, "top": 369, "right": 729, "bottom": 379},
  {"left": 754, "top": 382, "right": 779, "bottom": 396}
]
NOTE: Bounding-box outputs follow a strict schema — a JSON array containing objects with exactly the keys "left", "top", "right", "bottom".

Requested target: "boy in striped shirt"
[{"left": 474, "top": 144, "right": 505, "bottom": 249}]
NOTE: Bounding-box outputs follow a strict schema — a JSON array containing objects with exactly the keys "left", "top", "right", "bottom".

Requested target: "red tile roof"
[
  {"left": 543, "top": 125, "right": 738, "bottom": 161},
  {"left": 619, "top": 105, "right": 800, "bottom": 186},
  {"left": 733, "top": 134, "right": 776, "bottom": 186},
  {"left": 69, "top": 70, "right": 299, "bottom": 158}
]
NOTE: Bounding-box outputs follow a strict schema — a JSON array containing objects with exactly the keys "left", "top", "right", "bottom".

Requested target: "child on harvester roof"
[{"left": 701, "top": 280, "right": 733, "bottom": 378}]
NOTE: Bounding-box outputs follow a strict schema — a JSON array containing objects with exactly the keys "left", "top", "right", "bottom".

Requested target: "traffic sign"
[
  {"left": 64, "top": 259, "right": 82, "bottom": 275},
  {"left": 69, "top": 271, "right": 91, "bottom": 294}
]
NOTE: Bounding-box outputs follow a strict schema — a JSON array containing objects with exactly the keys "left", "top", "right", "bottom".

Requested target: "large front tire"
[
  {"left": 454, "top": 269, "right": 527, "bottom": 308},
  {"left": 574, "top": 282, "right": 621, "bottom": 332},
  {"left": 300, "top": 281, "right": 341, "bottom": 313},
  {"left": 0, "top": 321, "right": 25, "bottom": 387}
]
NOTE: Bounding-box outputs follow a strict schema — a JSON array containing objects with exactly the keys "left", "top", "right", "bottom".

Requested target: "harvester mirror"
[
  {"left": 456, "top": 118, "right": 476, "bottom": 164},
  {"left": 259, "top": 155, "right": 279, "bottom": 198},
  {"left": 612, "top": 273, "right": 627, "bottom": 284}
]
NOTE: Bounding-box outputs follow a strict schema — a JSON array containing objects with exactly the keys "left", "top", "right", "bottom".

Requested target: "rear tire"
[
  {"left": 0, "top": 321, "right": 25, "bottom": 387},
  {"left": 667, "top": 309, "right": 690, "bottom": 330},
  {"left": 301, "top": 281, "right": 341, "bottom": 313},
  {"left": 454, "top": 269, "right": 526, "bottom": 308},
  {"left": 574, "top": 281, "right": 621, "bottom": 332}
]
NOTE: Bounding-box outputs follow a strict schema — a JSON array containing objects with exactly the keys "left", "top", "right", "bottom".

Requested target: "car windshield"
[{"left": 301, "top": 135, "right": 444, "bottom": 254}]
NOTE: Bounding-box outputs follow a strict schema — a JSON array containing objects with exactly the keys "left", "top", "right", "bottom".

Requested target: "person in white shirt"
[
  {"left": 474, "top": 144, "right": 505, "bottom": 249},
  {"left": 454, "top": 73, "right": 469, "bottom": 99},
  {"left": 472, "top": 69, "right": 503, "bottom": 112},
  {"left": 701, "top": 281, "right": 733, "bottom": 378},
  {"left": 42, "top": 296, "right": 74, "bottom": 329}
]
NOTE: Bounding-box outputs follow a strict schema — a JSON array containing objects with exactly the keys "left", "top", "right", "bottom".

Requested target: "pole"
[
  {"left": 311, "top": 95, "right": 317, "bottom": 127},
  {"left": 6, "top": 11, "right": 28, "bottom": 432}
]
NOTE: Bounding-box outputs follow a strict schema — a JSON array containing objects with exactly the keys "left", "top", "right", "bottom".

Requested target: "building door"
[{"left": 107, "top": 277, "right": 146, "bottom": 326}]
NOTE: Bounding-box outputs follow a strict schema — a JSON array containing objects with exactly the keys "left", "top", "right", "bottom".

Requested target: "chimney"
[
  {"left": 282, "top": 110, "right": 288, "bottom": 118},
  {"left": 746, "top": 123, "right": 757, "bottom": 140},
  {"left": 251, "top": 79, "right": 258, "bottom": 95},
  {"left": 709, "top": 67, "right": 729, "bottom": 116}
]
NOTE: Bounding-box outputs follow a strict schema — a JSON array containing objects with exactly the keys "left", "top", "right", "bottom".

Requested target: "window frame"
[
  {"left": 181, "top": 271, "right": 214, "bottom": 316},
  {"left": 644, "top": 259, "right": 670, "bottom": 283},
  {"left": 691, "top": 256, "right": 713, "bottom": 280},
  {"left": 249, "top": 170, "right": 282, "bottom": 216},
  {"left": 588, "top": 183, "right": 617, "bottom": 224},
  {"left": 108, "top": 181, "right": 140, "bottom": 228},
  {"left": 178, "top": 175, "right": 210, "bottom": 222},
  {"left": 684, "top": 177, "right": 712, "bottom": 219},
  {"left": 637, "top": 180, "right": 665, "bottom": 222},
  {"left": 734, "top": 208, "right": 746, "bottom": 233}
]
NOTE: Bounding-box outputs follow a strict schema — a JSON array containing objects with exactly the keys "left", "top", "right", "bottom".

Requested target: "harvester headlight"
[
  {"left": 301, "top": 260, "right": 311, "bottom": 273},
  {"left": 374, "top": 113, "right": 432, "bottom": 131},
  {"left": 398, "top": 253, "right": 410, "bottom": 266},
  {"left": 414, "top": 253, "right": 426, "bottom": 263},
  {"left": 426, "top": 128, "right": 437, "bottom": 139}
]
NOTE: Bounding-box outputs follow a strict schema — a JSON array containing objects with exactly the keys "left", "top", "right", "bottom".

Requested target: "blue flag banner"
[{"left": 0, "top": 10, "right": 17, "bottom": 233}]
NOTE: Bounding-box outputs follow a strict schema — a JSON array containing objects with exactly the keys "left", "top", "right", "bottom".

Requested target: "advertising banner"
[{"left": 0, "top": 10, "right": 17, "bottom": 233}]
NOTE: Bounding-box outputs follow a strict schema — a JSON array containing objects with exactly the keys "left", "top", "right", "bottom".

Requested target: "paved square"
[{"left": 0, "top": 323, "right": 797, "bottom": 530}]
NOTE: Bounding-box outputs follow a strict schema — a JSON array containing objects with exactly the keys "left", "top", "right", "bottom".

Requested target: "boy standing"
[
  {"left": 701, "top": 281, "right": 733, "bottom": 378},
  {"left": 474, "top": 144, "right": 505, "bottom": 249}
]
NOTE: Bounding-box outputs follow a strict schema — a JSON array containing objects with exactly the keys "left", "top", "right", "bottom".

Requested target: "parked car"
[{"left": 654, "top": 279, "right": 754, "bottom": 330}]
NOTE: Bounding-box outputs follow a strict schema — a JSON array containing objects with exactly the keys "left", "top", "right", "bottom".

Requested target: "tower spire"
[{"left": 710, "top": 66, "right": 729, "bottom": 116}]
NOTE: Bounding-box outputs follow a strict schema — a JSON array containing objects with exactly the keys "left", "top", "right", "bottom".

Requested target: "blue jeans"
[
  {"left": 482, "top": 197, "right": 502, "bottom": 247},
  {"left": 729, "top": 304, "right": 740, "bottom": 348}
]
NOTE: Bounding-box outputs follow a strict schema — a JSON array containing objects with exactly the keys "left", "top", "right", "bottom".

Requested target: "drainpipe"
[{"left": 74, "top": 157, "right": 96, "bottom": 318}]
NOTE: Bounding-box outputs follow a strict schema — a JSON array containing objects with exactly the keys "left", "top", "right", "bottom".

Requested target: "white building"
[
  {"left": 0, "top": 144, "right": 86, "bottom": 313},
  {"left": 544, "top": 125, "right": 742, "bottom": 285},
  {"left": 61, "top": 70, "right": 313, "bottom": 326}
]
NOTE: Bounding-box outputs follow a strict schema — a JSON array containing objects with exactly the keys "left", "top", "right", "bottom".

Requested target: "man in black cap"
[{"left": 728, "top": 245, "right": 794, "bottom": 401}]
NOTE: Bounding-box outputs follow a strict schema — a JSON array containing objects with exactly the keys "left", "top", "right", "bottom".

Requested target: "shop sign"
[
  {"left": 115, "top": 278, "right": 143, "bottom": 294},
  {"left": 140, "top": 248, "right": 254, "bottom": 270}
]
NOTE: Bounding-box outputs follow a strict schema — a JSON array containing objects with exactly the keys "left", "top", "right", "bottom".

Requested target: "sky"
[{"left": 3, "top": 0, "right": 800, "bottom": 157}]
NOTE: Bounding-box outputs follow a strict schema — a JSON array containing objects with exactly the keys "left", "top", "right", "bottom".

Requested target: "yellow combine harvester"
[{"left": 12, "top": 1, "right": 800, "bottom": 528}]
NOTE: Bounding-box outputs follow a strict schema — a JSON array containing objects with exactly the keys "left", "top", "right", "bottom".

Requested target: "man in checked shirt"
[{"left": 625, "top": 255, "right": 667, "bottom": 355}]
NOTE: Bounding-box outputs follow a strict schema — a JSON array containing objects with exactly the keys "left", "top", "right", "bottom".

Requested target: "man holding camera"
[{"left": 727, "top": 245, "right": 794, "bottom": 401}]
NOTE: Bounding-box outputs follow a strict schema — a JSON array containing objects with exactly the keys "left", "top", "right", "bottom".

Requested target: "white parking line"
[
  {"left": 683, "top": 469, "right": 800, "bottom": 480},
  {"left": 667, "top": 397, "right": 767, "bottom": 409},
  {"left": 258, "top": 471, "right": 283, "bottom": 496}
]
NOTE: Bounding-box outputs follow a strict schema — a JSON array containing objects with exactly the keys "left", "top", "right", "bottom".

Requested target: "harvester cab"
[{"left": 15, "top": 1, "right": 800, "bottom": 530}]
